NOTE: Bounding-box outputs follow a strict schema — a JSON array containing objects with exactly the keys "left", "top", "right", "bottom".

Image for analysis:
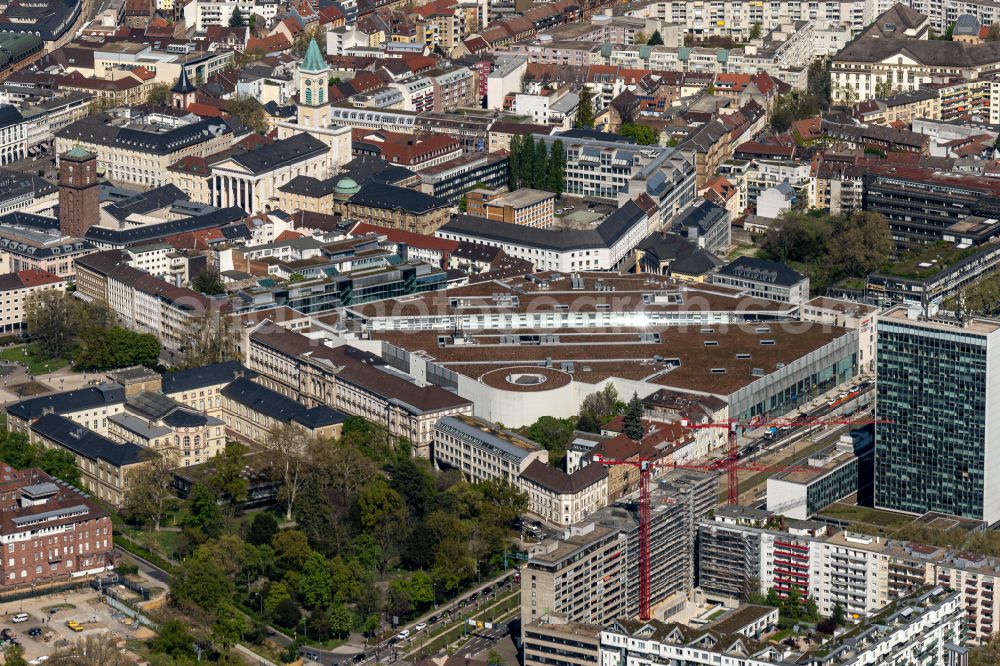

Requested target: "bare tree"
[
  {"left": 181, "top": 311, "right": 239, "bottom": 368},
  {"left": 261, "top": 422, "right": 320, "bottom": 520},
  {"left": 48, "top": 636, "right": 132, "bottom": 666},
  {"left": 123, "top": 452, "right": 177, "bottom": 531}
]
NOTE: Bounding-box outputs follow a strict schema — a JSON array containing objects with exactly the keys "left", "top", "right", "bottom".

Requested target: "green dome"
[
  {"left": 334, "top": 177, "right": 359, "bottom": 194},
  {"left": 63, "top": 145, "right": 93, "bottom": 161}
]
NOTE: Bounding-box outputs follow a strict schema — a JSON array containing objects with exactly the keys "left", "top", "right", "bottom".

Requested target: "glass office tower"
[{"left": 875, "top": 307, "right": 1000, "bottom": 523}]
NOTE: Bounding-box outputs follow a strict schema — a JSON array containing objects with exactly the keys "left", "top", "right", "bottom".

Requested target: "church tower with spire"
[
  {"left": 171, "top": 67, "right": 196, "bottom": 110},
  {"left": 298, "top": 38, "right": 330, "bottom": 129}
]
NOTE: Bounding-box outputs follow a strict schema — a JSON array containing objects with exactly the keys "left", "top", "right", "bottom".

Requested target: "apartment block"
[
  {"left": 0, "top": 269, "right": 65, "bottom": 335},
  {"left": 522, "top": 470, "right": 714, "bottom": 628},
  {"left": 0, "top": 470, "right": 113, "bottom": 587},
  {"left": 465, "top": 187, "right": 556, "bottom": 228},
  {"left": 432, "top": 414, "right": 548, "bottom": 485},
  {"left": 875, "top": 306, "right": 1000, "bottom": 523}
]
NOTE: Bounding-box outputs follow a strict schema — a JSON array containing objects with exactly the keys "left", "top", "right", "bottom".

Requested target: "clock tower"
[{"left": 298, "top": 37, "right": 330, "bottom": 129}]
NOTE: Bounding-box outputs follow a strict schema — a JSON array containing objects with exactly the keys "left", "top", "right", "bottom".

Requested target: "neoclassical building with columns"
[{"left": 207, "top": 133, "right": 332, "bottom": 212}]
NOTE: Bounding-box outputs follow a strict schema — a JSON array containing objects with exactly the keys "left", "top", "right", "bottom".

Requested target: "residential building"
[
  {"left": 0, "top": 270, "right": 65, "bottom": 335},
  {"left": 523, "top": 621, "right": 601, "bottom": 666},
  {"left": 875, "top": 305, "right": 1000, "bottom": 523},
  {"left": 28, "top": 414, "right": 150, "bottom": 507},
  {"left": 712, "top": 257, "right": 810, "bottom": 304},
  {"left": 523, "top": 471, "right": 715, "bottom": 627},
  {"left": 519, "top": 460, "right": 608, "bottom": 526},
  {"left": 74, "top": 251, "right": 218, "bottom": 351},
  {"left": 432, "top": 414, "right": 549, "bottom": 484},
  {"left": 669, "top": 199, "right": 731, "bottom": 256},
  {"left": 465, "top": 187, "right": 556, "bottom": 228},
  {"left": 0, "top": 470, "right": 113, "bottom": 587},
  {"left": 600, "top": 587, "right": 964, "bottom": 666}
]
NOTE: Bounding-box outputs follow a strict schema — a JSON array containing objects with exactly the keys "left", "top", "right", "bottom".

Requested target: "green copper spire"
[{"left": 301, "top": 37, "right": 327, "bottom": 73}]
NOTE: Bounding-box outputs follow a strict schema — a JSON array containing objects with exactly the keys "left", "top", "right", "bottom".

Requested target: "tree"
[
  {"left": 185, "top": 483, "right": 223, "bottom": 538},
  {"left": 192, "top": 268, "right": 225, "bottom": 295},
  {"left": 48, "top": 636, "right": 134, "bottom": 666},
  {"left": 38, "top": 448, "right": 80, "bottom": 486},
  {"left": 945, "top": 21, "right": 955, "bottom": 40},
  {"left": 623, "top": 392, "right": 644, "bottom": 440},
  {"left": 521, "top": 415, "right": 575, "bottom": 468},
  {"left": 328, "top": 602, "right": 354, "bottom": 638},
  {"left": 25, "top": 291, "right": 78, "bottom": 359},
  {"left": 247, "top": 511, "right": 279, "bottom": 546},
  {"left": 272, "top": 598, "right": 301, "bottom": 628},
  {"left": 229, "top": 5, "right": 245, "bottom": 26},
  {"left": 356, "top": 478, "right": 407, "bottom": 569},
  {"left": 149, "top": 620, "right": 196, "bottom": 659},
  {"left": 487, "top": 650, "right": 505, "bottom": 666},
  {"left": 264, "top": 581, "right": 292, "bottom": 617},
  {"left": 826, "top": 211, "right": 893, "bottom": 278},
  {"left": 619, "top": 123, "right": 657, "bottom": 145},
  {"left": 207, "top": 441, "right": 249, "bottom": 510},
  {"left": 123, "top": 451, "right": 175, "bottom": 530},
  {"left": 519, "top": 135, "right": 535, "bottom": 192},
  {"left": 272, "top": 529, "right": 313, "bottom": 572},
  {"left": 749, "top": 22, "right": 762, "bottom": 40},
  {"left": 224, "top": 95, "right": 268, "bottom": 134},
  {"left": 261, "top": 423, "right": 318, "bottom": 520},
  {"left": 431, "top": 536, "right": 476, "bottom": 593},
  {"left": 578, "top": 384, "right": 622, "bottom": 432},
  {"left": 760, "top": 211, "right": 831, "bottom": 264},
  {"left": 180, "top": 310, "right": 238, "bottom": 369},
  {"left": 989, "top": 23, "right": 1000, "bottom": 41},
  {"left": 647, "top": 29, "right": 664, "bottom": 46},
  {"left": 4, "top": 645, "right": 28, "bottom": 666},
  {"left": 170, "top": 549, "right": 235, "bottom": 612},
  {"left": 575, "top": 86, "right": 595, "bottom": 129},
  {"left": 147, "top": 82, "right": 172, "bottom": 106},
  {"left": 831, "top": 602, "right": 846, "bottom": 626},
  {"left": 546, "top": 139, "right": 565, "bottom": 197},
  {"left": 298, "top": 551, "right": 333, "bottom": 608},
  {"left": 532, "top": 138, "right": 548, "bottom": 189},
  {"left": 508, "top": 134, "right": 523, "bottom": 190},
  {"left": 874, "top": 78, "right": 893, "bottom": 99},
  {"left": 212, "top": 602, "right": 248, "bottom": 649}
]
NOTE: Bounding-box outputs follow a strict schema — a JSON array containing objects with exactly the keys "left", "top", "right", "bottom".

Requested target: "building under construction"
[{"left": 520, "top": 469, "right": 715, "bottom": 630}]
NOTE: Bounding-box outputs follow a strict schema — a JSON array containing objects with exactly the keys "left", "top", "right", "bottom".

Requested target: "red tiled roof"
[
  {"left": 351, "top": 222, "right": 458, "bottom": 252},
  {"left": 167, "top": 155, "right": 210, "bottom": 175},
  {"left": 130, "top": 66, "right": 155, "bottom": 81},
  {"left": 186, "top": 102, "right": 224, "bottom": 117},
  {"left": 273, "top": 230, "right": 304, "bottom": 243},
  {"left": 15, "top": 269, "right": 63, "bottom": 288},
  {"left": 246, "top": 33, "right": 292, "bottom": 53}
]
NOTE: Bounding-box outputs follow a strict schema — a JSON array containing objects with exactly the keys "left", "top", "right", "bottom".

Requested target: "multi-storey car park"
[{"left": 335, "top": 272, "right": 861, "bottom": 428}]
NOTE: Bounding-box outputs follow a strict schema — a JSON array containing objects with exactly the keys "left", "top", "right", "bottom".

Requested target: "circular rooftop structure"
[{"left": 479, "top": 366, "right": 572, "bottom": 393}]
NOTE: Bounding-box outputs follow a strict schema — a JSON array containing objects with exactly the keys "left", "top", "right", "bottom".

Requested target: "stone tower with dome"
[{"left": 297, "top": 38, "right": 330, "bottom": 130}]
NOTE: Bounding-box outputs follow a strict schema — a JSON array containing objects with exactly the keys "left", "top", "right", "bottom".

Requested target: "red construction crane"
[{"left": 592, "top": 413, "right": 887, "bottom": 620}]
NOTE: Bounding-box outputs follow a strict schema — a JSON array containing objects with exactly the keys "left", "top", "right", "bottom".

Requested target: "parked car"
[
  {"left": 65, "top": 620, "right": 82, "bottom": 632},
  {"left": 11, "top": 614, "right": 28, "bottom": 623},
  {"left": 26, "top": 628, "right": 41, "bottom": 638}
]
